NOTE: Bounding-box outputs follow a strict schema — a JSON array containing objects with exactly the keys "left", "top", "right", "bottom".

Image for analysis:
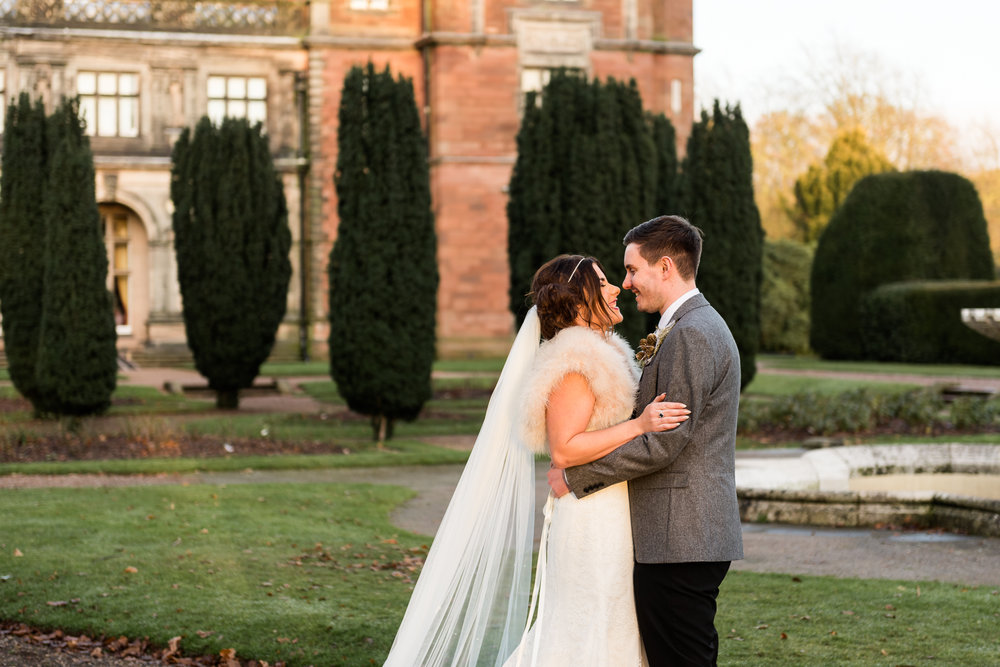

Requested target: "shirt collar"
[{"left": 657, "top": 288, "right": 700, "bottom": 332}]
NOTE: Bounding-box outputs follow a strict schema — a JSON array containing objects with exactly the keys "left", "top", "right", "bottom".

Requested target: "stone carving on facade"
[{"left": 511, "top": 9, "right": 600, "bottom": 70}]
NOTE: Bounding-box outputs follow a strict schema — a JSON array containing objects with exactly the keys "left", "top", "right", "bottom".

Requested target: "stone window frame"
[
  {"left": 206, "top": 74, "right": 268, "bottom": 126},
  {"left": 349, "top": 0, "right": 389, "bottom": 10},
  {"left": 77, "top": 70, "right": 140, "bottom": 138}
]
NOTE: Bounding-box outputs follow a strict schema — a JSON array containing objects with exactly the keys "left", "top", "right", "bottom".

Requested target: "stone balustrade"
[{"left": 0, "top": 0, "right": 308, "bottom": 35}]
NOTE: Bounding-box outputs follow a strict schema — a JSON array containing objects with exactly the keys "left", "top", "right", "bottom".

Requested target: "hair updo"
[{"left": 529, "top": 254, "right": 616, "bottom": 340}]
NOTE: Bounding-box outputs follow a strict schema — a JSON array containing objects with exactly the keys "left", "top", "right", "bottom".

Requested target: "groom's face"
[{"left": 623, "top": 243, "right": 668, "bottom": 314}]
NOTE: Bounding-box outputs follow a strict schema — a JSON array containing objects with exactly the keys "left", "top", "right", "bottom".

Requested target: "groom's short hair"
[{"left": 623, "top": 215, "right": 704, "bottom": 280}]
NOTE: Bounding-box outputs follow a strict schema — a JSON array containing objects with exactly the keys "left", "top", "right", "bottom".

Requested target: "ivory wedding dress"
[
  {"left": 506, "top": 324, "right": 646, "bottom": 667},
  {"left": 382, "top": 311, "right": 644, "bottom": 667}
]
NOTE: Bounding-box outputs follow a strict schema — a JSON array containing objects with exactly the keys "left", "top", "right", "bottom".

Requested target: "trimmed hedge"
[
  {"left": 738, "top": 386, "right": 1000, "bottom": 436},
  {"left": 811, "top": 170, "right": 993, "bottom": 359},
  {"left": 860, "top": 280, "right": 1000, "bottom": 365}
]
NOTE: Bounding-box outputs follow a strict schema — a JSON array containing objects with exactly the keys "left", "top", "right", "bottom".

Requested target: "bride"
[{"left": 384, "top": 254, "right": 689, "bottom": 666}]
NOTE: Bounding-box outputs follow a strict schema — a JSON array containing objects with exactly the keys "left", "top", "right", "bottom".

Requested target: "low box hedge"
[{"left": 860, "top": 280, "right": 1000, "bottom": 364}]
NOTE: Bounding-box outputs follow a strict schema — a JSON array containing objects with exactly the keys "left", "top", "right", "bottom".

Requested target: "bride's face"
[{"left": 593, "top": 264, "right": 623, "bottom": 326}]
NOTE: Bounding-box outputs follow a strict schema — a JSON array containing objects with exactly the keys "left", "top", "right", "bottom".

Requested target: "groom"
[{"left": 549, "top": 214, "right": 744, "bottom": 666}]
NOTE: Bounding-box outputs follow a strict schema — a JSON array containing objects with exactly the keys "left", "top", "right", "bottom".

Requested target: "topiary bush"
[
  {"left": 507, "top": 71, "right": 662, "bottom": 344},
  {"left": 811, "top": 170, "right": 994, "bottom": 360},
  {"left": 678, "top": 101, "right": 764, "bottom": 388},
  {"left": 171, "top": 116, "right": 292, "bottom": 409},
  {"left": 0, "top": 93, "right": 49, "bottom": 409},
  {"left": 33, "top": 98, "right": 119, "bottom": 416},
  {"left": 329, "top": 63, "right": 438, "bottom": 445},
  {"left": 759, "top": 239, "right": 813, "bottom": 354},
  {"left": 860, "top": 280, "right": 1000, "bottom": 364}
]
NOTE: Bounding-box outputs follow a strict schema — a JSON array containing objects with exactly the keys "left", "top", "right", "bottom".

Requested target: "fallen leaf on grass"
[
  {"left": 13, "top": 549, "right": 23, "bottom": 557},
  {"left": 196, "top": 630, "right": 214, "bottom": 638},
  {"left": 780, "top": 632, "right": 788, "bottom": 640},
  {"left": 124, "top": 566, "right": 138, "bottom": 574},
  {"left": 46, "top": 600, "right": 69, "bottom": 607}
]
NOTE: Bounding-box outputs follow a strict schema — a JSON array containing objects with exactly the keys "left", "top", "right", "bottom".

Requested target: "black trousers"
[{"left": 633, "top": 560, "right": 731, "bottom": 667}]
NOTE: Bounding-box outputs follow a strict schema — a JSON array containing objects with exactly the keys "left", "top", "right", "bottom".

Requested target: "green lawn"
[
  {"left": 759, "top": 354, "right": 1000, "bottom": 379},
  {"left": 717, "top": 572, "right": 999, "bottom": 665},
  {"left": 0, "top": 484, "right": 995, "bottom": 666},
  {"left": 258, "top": 360, "right": 330, "bottom": 377},
  {"left": 0, "top": 440, "right": 469, "bottom": 476}
]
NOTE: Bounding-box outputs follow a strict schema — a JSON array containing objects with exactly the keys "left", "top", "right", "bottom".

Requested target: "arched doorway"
[{"left": 100, "top": 203, "right": 149, "bottom": 347}]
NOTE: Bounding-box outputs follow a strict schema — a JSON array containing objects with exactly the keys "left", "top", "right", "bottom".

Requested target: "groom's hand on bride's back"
[{"left": 548, "top": 464, "right": 571, "bottom": 498}]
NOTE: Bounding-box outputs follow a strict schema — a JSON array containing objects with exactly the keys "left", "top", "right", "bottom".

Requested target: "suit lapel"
[{"left": 636, "top": 294, "right": 709, "bottom": 406}]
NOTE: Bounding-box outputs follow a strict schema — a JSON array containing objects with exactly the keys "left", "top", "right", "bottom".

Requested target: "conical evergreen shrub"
[
  {"left": 651, "top": 112, "right": 680, "bottom": 219},
  {"left": 507, "top": 72, "right": 662, "bottom": 343},
  {"left": 329, "top": 63, "right": 438, "bottom": 444},
  {"left": 33, "top": 98, "right": 117, "bottom": 415},
  {"left": 171, "top": 117, "right": 292, "bottom": 409},
  {"left": 678, "top": 101, "right": 764, "bottom": 389},
  {"left": 0, "top": 93, "right": 48, "bottom": 408}
]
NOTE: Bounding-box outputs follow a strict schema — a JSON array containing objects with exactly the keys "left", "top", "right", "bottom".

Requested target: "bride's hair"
[{"left": 529, "top": 254, "right": 616, "bottom": 339}]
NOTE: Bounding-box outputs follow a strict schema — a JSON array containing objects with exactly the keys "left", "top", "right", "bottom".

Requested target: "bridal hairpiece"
[{"left": 567, "top": 257, "right": 587, "bottom": 282}]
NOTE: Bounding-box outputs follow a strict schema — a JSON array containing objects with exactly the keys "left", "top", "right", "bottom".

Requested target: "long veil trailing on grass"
[{"left": 383, "top": 307, "right": 541, "bottom": 667}]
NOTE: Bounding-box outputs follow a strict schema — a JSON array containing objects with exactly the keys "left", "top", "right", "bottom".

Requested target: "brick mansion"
[{"left": 0, "top": 0, "right": 697, "bottom": 360}]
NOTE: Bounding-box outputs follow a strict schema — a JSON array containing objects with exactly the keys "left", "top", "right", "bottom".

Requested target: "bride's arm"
[{"left": 546, "top": 372, "right": 688, "bottom": 469}]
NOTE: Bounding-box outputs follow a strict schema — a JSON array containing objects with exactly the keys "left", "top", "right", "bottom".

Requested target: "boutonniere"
[{"left": 635, "top": 323, "right": 675, "bottom": 366}]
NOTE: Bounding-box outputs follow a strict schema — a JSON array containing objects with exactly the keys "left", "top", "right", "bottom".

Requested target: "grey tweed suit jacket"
[{"left": 565, "top": 294, "right": 744, "bottom": 564}]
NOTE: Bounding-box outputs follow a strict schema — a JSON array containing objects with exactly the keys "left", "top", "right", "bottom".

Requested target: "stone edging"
[{"left": 736, "top": 444, "right": 1000, "bottom": 537}]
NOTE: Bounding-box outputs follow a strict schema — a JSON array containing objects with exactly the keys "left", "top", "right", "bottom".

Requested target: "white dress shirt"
[{"left": 656, "top": 287, "right": 700, "bottom": 332}]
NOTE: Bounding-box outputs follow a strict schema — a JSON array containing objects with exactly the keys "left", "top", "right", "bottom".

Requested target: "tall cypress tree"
[
  {"left": 678, "top": 101, "right": 764, "bottom": 389},
  {"left": 171, "top": 117, "right": 292, "bottom": 409},
  {"left": 329, "top": 63, "right": 438, "bottom": 445},
  {"left": 33, "top": 98, "right": 118, "bottom": 415},
  {"left": 0, "top": 93, "right": 48, "bottom": 409},
  {"left": 650, "top": 112, "right": 679, "bottom": 217},
  {"left": 507, "top": 72, "right": 657, "bottom": 343}
]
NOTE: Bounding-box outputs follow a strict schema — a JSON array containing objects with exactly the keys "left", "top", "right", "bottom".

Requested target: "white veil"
[{"left": 384, "top": 306, "right": 541, "bottom": 667}]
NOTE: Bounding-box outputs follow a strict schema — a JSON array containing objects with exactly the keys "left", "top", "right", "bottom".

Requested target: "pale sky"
[{"left": 693, "top": 0, "right": 1000, "bottom": 130}]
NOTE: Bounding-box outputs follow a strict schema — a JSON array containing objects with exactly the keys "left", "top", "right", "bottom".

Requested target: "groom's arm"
[{"left": 563, "top": 325, "right": 715, "bottom": 498}]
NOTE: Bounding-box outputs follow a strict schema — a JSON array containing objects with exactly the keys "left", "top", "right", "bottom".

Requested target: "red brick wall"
[
  {"left": 311, "top": 0, "right": 696, "bottom": 352},
  {"left": 326, "top": 1, "right": 422, "bottom": 37},
  {"left": 429, "top": 44, "right": 520, "bottom": 341},
  {"left": 592, "top": 50, "right": 694, "bottom": 150}
]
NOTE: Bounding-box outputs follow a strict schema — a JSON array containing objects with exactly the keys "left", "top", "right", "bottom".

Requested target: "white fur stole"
[{"left": 518, "top": 326, "right": 640, "bottom": 455}]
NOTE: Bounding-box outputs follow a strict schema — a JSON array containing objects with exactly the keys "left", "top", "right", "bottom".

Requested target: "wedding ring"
[{"left": 658, "top": 412, "right": 663, "bottom": 418}]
